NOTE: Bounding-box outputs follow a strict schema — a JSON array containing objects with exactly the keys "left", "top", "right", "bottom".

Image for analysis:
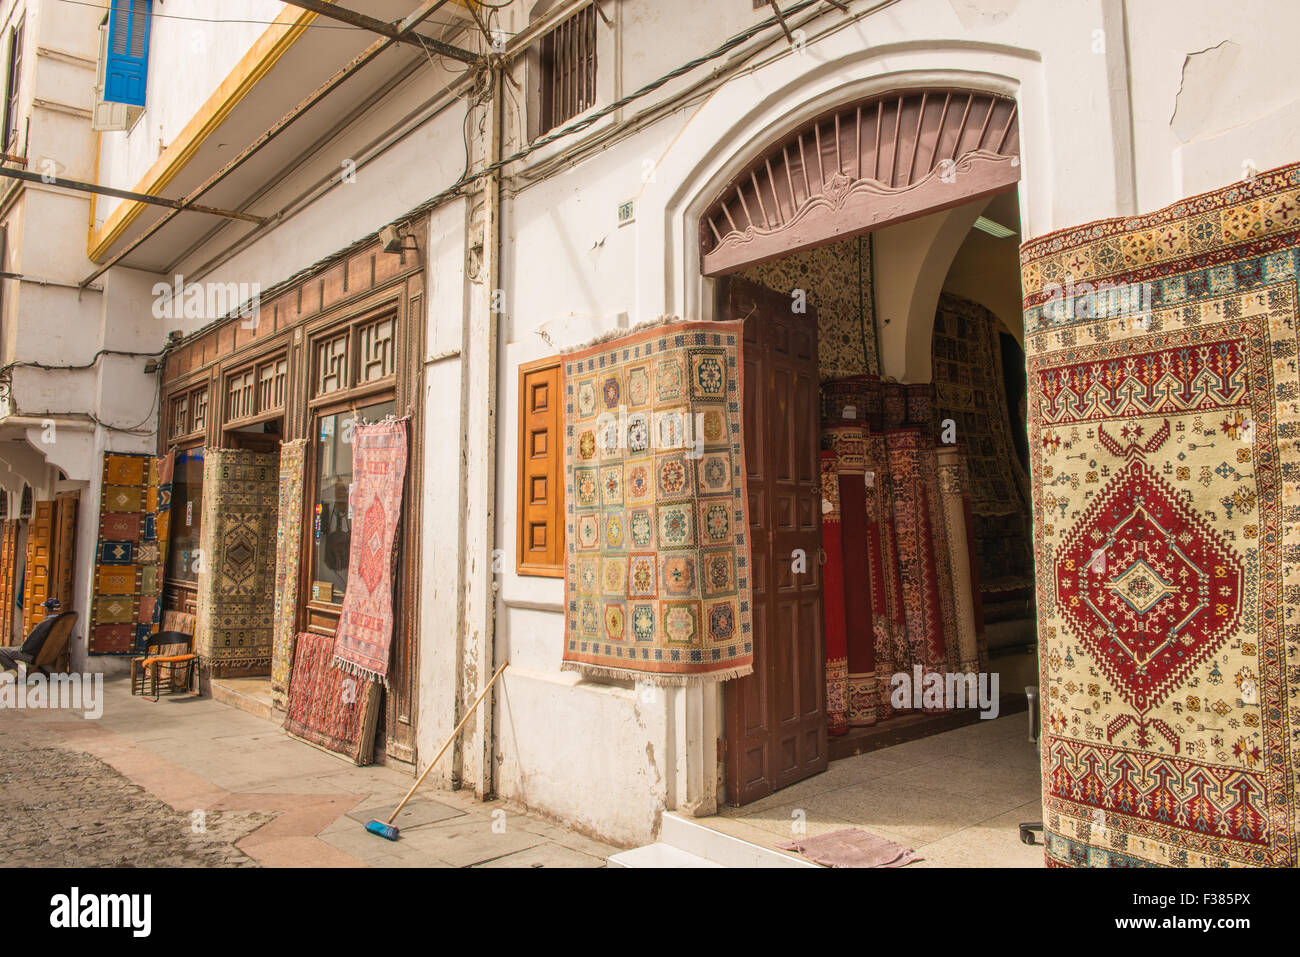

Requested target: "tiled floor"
[
  {"left": 0, "top": 674, "right": 617, "bottom": 868},
  {"left": 710, "top": 712, "right": 1045, "bottom": 867}
]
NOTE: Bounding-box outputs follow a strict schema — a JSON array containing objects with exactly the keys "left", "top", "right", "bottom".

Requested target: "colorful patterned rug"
[
  {"left": 283, "top": 631, "right": 381, "bottom": 765},
  {"left": 333, "top": 419, "right": 408, "bottom": 685},
  {"left": 87, "top": 451, "right": 174, "bottom": 655},
  {"left": 271, "top": 439, "right": 308, "bottom": 709},
  {"left": 885, "top": 430, "right": 957, "bottom": 707},
  {"left": 195, "top": 449, "right": 278, "bottom": 677},
  {"left": 932, "top": 294, "right": 1035, "bottom": 598},
  {"left": 739, "top": 234, "right": 879, "bottom": 380},
  {"left": 562, "top": 320, "right": 752, "bottom": 684},
  {"left": 820, "top": 451, "right": 849, "bottom": 735},
  {"left": 1021, "top": 161, "right": 1300, "bottom": 867}
]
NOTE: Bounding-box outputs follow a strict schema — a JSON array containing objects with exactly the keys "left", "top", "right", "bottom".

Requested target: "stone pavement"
[{"left": 0, "top": 675, "right": 618, "bottom": 868}]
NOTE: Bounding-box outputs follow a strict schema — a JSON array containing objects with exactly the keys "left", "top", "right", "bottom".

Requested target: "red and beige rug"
[
  {"left": 333, "top": 419, "right": 408, "bottom": 685},
  {"left": 1022, "top": 161, "right": 1300, "bottom": 867},
  {"left": 283, "top": 631, "right": 381, "bottom": 766}
]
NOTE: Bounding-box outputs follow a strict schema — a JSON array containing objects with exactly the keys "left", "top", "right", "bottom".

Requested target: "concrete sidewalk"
[{"left": 0, "top": 674, "right": 618, "bottom": 868}]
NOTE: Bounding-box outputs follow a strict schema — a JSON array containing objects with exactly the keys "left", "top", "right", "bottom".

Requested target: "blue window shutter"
[{"left": 104, "top": 0, "right": 151, "bottom": 107}]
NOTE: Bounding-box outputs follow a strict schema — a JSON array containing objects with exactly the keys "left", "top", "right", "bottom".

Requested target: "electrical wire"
[{"left": 55, "top": 0, "right": 462, "bottom": 34}]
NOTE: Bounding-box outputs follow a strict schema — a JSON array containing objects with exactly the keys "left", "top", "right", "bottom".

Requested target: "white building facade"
[{"left": 5, "top": 0, "right": 1297, "bottom": 848}]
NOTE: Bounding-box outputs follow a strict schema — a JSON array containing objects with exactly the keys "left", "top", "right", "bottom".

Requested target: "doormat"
[
  {"left": 561, "top": 320, "right": 753, "bottom": 684},
  {"left": 271, "top": 439, "right": 308, "bottom": 709},
  {"left": 283, "top": 631, "right": 381, "bottom": 766},
  {"left": 777, "top": 828, "right": 920, "bottom": 868},
  {"left": 196, "top": 449, "right": 278, "bottom": 677},
  {"left": 1021, "top": 161, "right": 1300, "bottom": 867},
  {"left": 333, "top": 418, "right": 408, "bottom": 685},
  {"left": 87, "top": 451, "right": 174, "bottom": 655}
]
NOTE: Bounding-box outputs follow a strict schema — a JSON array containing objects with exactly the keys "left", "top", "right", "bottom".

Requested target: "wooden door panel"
[
  {"left": 24, "top": 502, "right": 54, "bottom": 630},
  {"left": 723, "top": 276, "right": 827, "bottom": 806}
]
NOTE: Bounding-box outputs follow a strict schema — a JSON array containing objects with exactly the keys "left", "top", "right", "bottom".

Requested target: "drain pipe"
[{"left": 461, "top": 65, "right": 504, "bottom": 800}]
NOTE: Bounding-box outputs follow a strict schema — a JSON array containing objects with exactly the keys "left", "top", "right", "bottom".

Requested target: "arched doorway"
[{"left": 698, "top": 88, "right": 1027, "bottom": 806}]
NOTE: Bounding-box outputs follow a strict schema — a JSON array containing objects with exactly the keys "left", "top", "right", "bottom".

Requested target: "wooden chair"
[{"left": 130, "top": 609, "right": 199, "bottom": 701}]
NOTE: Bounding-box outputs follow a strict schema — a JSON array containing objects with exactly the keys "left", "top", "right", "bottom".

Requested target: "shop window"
[
  {"left": 165, "top": 448, "right": 204, "bottom": 584},
  {"left": 539, "top": 4, "right": 597, "bottom": 133},
  {"left": 309, "top": 398, "right": 396, "bottom": 605},
  {"left": 516, "top": 358, "right": 564, "bottom": 576},
  {"left": 19, "top": 485, "right": 30, "bottom": 518}
]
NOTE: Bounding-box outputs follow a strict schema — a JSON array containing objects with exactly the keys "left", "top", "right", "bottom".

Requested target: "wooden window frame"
[
  {"left": 516, "top": 356, "right": 564, "bottom": 577},
  {"left": 222, "top": 347, "right": 289, "bottom": 432},
  {"left": 167, "top": 383, "right": 210, "bottom": 446},
  {"left": 308, "top": 303, "right": 399, "bottom": 409}
]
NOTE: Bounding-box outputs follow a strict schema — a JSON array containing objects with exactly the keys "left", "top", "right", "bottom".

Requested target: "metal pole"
[
  {"left": 277, "top": 0, "right": 477, "bottom": 62},
  {"left": 0, "top": 166, "right": 267, "bottom": 224}
]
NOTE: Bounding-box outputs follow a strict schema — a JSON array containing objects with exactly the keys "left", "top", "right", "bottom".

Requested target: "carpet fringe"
[
  {"left": 561, "top": 661, "right": 753, "bottom": 686},
  {"left": 559, "top": 315, "right": 684, "bottom": 354}
]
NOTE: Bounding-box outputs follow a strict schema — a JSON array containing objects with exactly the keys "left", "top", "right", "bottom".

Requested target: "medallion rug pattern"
[
  {"left": 196, "top": 449, "right": 278, "bottom": 677},
  {"left": 1021, "top": 161, "right": 1300, "bottom": 867}
]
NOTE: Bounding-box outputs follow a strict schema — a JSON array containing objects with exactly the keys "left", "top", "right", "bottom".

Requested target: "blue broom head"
[{"left": 366, "top": 820, "right": 400, "bottom": 841}]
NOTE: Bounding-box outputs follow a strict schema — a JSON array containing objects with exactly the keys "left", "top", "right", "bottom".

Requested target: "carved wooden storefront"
[
  {"left": 700, "top": 89, "right": 1021, "bottom": 275},
  {"left": 159, "top": 224, "right": 427, "bottom": 764}
]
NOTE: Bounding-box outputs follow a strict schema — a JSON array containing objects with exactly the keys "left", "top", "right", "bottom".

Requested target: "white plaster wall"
[{"left": 1123, "top": 0, "right": 1300, "bottom": 207}]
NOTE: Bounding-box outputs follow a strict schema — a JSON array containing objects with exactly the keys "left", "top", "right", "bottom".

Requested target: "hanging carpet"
[
  {"left": 195, "top": 449, "right": 278, "bottom": 677},
  {"left": 271, "top": 439, "right": 308, "bottom": 709},
  {"left": 824, "top": 425, "right": 877, "bottom": 727},
  {"left": 562, "top": 320, "right": 752, "bottom": 684},
  {"left": 1021, "top": 161, "right": 1300, "bottom": 867},
  {"left": 333, "top": 418, "right": 408, "bottom": 685},
  {"left": 87, "top": 451, "right": 174, "bottom": 655},
  {"left": 820, "top": 450, "right": 849, "bottom": 735}
]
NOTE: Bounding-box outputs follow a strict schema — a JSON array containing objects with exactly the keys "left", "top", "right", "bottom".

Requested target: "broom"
[{"left": 365, "top": 660, "right": 509, "bottom": 841}]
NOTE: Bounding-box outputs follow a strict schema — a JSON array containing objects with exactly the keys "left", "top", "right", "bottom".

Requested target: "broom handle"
[{"left": 386, "top": 660, "right": 509, "bottom": 825}]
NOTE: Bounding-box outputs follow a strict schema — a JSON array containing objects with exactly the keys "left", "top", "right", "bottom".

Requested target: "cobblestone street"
[{"left": 0, "top": 676, "right": 617, "bottom": 868}]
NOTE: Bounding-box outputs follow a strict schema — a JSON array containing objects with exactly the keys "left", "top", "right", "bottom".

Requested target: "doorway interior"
[{"left": 719, "top": 189, "right": 1035, "bottom": 808}]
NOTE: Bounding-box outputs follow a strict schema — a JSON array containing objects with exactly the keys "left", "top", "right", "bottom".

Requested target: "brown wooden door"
[
  {"left": 23, "top": 501, "right": 54, "bottom": 631},
  {"left": 51, "top": 492, "right": 79, "bottom": 612},
  {"left": 0, "top": 519, "right": 17, "bottom": 642},
  {"left": 722, "top": 277, "right": 827, "bottom": 806}
]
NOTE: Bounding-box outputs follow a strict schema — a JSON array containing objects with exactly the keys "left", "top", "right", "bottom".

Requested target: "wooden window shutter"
[
  {"left": 517, "top": 358, "right": 564, "bottom": 576},
  {"left": 104, "top": 0, "right": 151, "bottom": 107}
]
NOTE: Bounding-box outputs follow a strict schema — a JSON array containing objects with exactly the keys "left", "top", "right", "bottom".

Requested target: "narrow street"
[{"left": 0, "top": 677, "right": 617, "bottom": 868}]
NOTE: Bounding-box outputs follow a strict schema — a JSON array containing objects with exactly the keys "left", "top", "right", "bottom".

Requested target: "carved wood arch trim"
[{"left": 700, "top": 88, "right": 1020, "bottom": 275}]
